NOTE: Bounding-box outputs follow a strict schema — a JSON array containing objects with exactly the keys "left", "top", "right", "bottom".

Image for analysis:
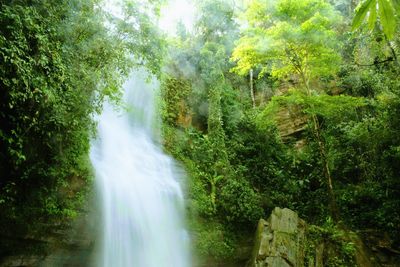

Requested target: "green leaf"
[
  {"left": 368, "top": 3, "right": 377, "bottom": 29},
  {"left": 352, "top": 0, "right": 377, "bottom": 30},
  {"left": 352, "top": 0, "right": 397, "bottom": 39},
  {"left": 393, "top": 0, "right": 400, "bottom": 10},
  {"left": 378, "top": 0, "right": 396, "bottom": 39}
]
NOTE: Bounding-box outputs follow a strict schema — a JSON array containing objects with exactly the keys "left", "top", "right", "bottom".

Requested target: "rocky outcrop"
[
  {"left": 272, "top": 103, "right": 308, "bottom": 150},
  {"left": 249, "top": 207, "right": 383, "bottom": 267},
  {"left": 274, "top": 106, "right": 307, "bottom": 142},
  {"left": 249, "top": 207, "right": 306, "bottom": 267}
]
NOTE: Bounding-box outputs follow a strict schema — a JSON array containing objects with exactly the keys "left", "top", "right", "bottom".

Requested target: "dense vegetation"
[
  {"left": 160, "top": 0, "right": 400, "bottom": 264},
  {"left": 0, "top": 0, "right": 164, "bottom": 256},
  {"left": 1, "top": 0, "right": 399, "bottom": 265}
]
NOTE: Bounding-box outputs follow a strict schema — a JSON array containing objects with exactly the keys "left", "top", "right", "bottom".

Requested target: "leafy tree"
[
  {"left": 232, "top": 0, "right": 343, "bottom": 88},
  {"left": 232, "top": 0, "right": 346, "bottom": 220}
]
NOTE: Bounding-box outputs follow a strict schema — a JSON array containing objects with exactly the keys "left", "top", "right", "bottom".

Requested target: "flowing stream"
[{"left": 90, "top": 71, "right": 190, "bottom": 267}]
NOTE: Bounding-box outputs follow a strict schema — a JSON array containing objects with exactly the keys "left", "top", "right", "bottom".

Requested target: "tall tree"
[{"left": 232, "top": 0, "right": 344, "bottom": 220}]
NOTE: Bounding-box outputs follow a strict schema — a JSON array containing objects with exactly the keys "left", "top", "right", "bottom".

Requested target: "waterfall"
[{"left": 90, "top": 70, "right": 190, "bottom": 267}]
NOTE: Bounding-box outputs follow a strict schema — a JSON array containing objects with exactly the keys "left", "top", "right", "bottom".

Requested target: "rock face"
[
  {"left": 274, "top": 106, "right": 307, "bottom": 142},
  {"left": 249, "top": 207, "right": 385, "bottom": 267},
  {"left": 249, "top": 207, "right": 306, "bottom": 267},
  {"left": 0, "top": 202, "right": 98, "bottom": 267}
]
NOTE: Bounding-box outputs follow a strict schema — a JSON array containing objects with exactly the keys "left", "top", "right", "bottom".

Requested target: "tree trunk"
[
  {"left": 311, "top": 114, "right": 340, "bottom": 221},
  {"left": 301, "top": 73, "right": 340, "bottom": 221}
]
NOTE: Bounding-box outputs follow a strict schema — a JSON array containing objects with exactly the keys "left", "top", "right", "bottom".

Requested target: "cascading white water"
[{"left": 90, "top": 70, "right": 190, "bottom": 267}]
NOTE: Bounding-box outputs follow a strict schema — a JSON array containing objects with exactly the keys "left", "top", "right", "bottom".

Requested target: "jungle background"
[{"left": 0, "top": 0, "right": 399, "bottom": 266}]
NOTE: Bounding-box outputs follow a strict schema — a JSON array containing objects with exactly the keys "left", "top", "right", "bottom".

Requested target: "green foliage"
[
  {"left": 114, "top": 0, "right": 166, "bottom": 76},
  {"left": 0, "top": 0, "right": 163, "bottom": 243},
  {"left": 336, "top": 94, "right": 400, "bottom": 243},
  {"left": 160, "top": 1, "right": 264, "bottom": 260},
  {"left": 4, "top": 0, "right": 400, "bottom": 263},
  {"left": 0, "top": 0, "right": 113, "bottom": 228},
  {"left": 232, "top": 0, "right": 343, "bottom": 85},
  {"left": 352, "top": 0, "right": 399, "bottom": 39},
  {"left": 219, "top": 179, "right": 264, "bottom": 225},
  {"left": 190, "top": 219, "right": 235, "bottom": 260},
  {"left": 161, "top": 0, "right": 400, "bottom": 262},
  {"left": 306, "top": 220, "right": 356, "bottom": 266},
  {"left": 258, "top": 90, "right": 366, "bottom": 125},
  {"left": 256, "top": 90, "right": 369, "bottom": 219},
  {"left": 160, "top": 76, "right": 191, "bottom": 127}
]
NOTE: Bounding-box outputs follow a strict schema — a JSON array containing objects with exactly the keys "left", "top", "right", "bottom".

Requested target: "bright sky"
[{"left": 159, "top": 0, "right": 196, "bottom": 35}]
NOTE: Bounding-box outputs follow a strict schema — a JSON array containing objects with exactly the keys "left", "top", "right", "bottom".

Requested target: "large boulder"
[{"left": 249, "top": 207, "right": 306, "bottom": 267}]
